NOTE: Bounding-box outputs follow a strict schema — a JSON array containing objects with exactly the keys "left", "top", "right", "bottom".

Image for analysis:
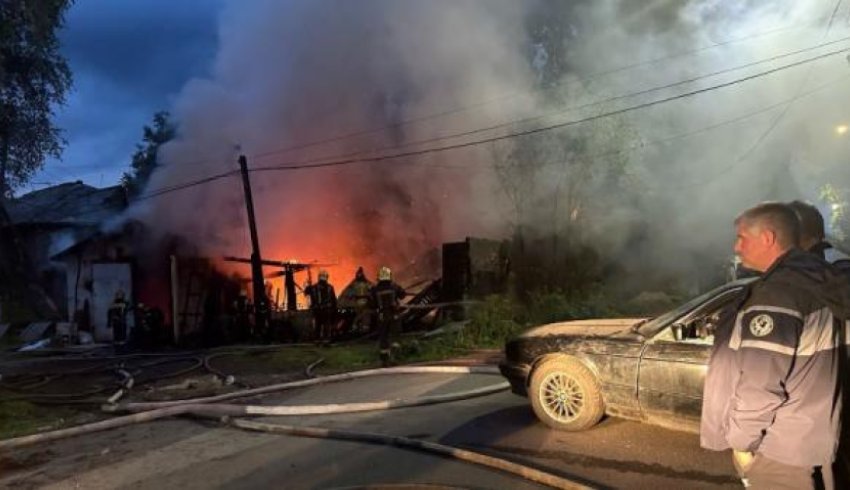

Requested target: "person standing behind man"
[
  {"left": 370, "top": 266, "right": 406, "bottom": 367},
  {"left": 788, "top": 199, "right": 850, "bottom": 486},
  {"left": 788, "top": 200, "right": 850, "bottom": 273},
  {"left": 304, "top": 270, "right": 337, "bottom": 344},
  {"left": 701, "top": 202, "right": 850, "bottom": 489}
]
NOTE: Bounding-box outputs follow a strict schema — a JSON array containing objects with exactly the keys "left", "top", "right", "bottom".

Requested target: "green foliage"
[
  {"left": 229, "top": 343, "right": 382, "bottom": 374},
  {"left": 0, "top": 399, "right": 74, "bottom": 440},
  {"left": 0, "top": 0, "right": 74, "bottom": 197},
  {"left": 461, "top": 295, "right": 524, "bottom": 347},
  {"left": 121, "top": 111, "right": 176, "bottom": 196},
  {"left": 525, "top": 289, "right": 619, "bottom": 325},
  {"left": 397, "top": 289, "right": 623, "bottom": 359},
  {"left": 820, "top": 183, "right": 848, "bottom": 241}
]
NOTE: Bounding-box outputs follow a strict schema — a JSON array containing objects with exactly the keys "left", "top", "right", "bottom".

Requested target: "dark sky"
[{"left": 30, "top": 0, "right": 223, "bottom": 191}]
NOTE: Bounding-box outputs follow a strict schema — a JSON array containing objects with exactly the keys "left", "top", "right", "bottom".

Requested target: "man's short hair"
[
  {"left": 735, "top": 202, "right": 801, "bottom": 249},
  {"left": 787, "top": 200, "right": 825, "bottom": 242}
]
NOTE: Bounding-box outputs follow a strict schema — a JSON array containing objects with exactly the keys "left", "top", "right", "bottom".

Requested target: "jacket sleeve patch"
[{"left": 738, "top": 308, "right": 802, "bottom": 351}]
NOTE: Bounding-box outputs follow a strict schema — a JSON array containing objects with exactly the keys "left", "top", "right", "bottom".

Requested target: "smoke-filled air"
[{"left": 129, "top": 0, "right": 850, "bottom": 294}]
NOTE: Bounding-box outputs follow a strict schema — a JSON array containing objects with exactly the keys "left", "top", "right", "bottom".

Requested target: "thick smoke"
[
  {"left": 132, "top": 0, "right": 536, "bottom": 288},
  {"left": 132, "top": 0, "right": 850, "bottom": 295},
  {"left": 510, "top": 0, "right": 850, "bottom": 292}
]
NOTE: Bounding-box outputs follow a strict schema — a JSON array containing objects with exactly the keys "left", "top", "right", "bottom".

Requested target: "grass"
[
  {"left": 0, "top": 288, "right": 638, "bottom": 441},
  {"left": 0, "top": 399, "right": 77, "bottom": 440},
  {"left": 219, "top": 343, "right": 382, "bottom": 375}
]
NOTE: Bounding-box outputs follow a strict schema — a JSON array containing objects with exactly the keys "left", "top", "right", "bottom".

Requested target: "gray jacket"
[{"left": 700, "top": 249, "right": 850, "bottom": 467}]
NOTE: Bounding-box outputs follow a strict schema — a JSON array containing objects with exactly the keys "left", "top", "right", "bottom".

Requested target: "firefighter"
[
  {"left": 351, "top": 266, "right": 373, "bottom": 331},
  {"left": 233, "top": 288, "right": 251, "bottom": 342},
  {"left": 304, "top": 269, "right": 337, "bottom": 343},
  {"left": 107, "top": 289, "right": 129, "bottom": 344},
  {"left": 369, "top": 266, "right": 406, "bottom": 367}
]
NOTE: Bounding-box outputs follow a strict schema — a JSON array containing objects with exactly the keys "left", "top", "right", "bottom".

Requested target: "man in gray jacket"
[{"left": 701, "top": 202, "right": 850, "bottom": 489}]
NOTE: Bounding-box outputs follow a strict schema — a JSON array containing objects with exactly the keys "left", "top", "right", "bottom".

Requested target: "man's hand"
[{"left": 733, "top": 450, "right": 755, "bottom": 471}]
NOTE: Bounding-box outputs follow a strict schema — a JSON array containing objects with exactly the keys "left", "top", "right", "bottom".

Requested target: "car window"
[
  {"left": 637, "top": 279, "right": 753, "bottom": 338},
  {"left": 653, "top": 288, "right": 744, "bottom": 345}
]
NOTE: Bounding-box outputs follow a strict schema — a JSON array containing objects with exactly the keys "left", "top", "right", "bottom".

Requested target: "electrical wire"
[
  {"left": 169, "top": 14, "right": 828, "bottom": 169},
  {"left": 121, "top": 43, "right": 850, "bottom": 204},
  {"left": 246, "top": 33, "right": 850, "bottom": 169},
  {"left": 249, "top": 44, "right": 850, "bottom": 174},
  {"left": 160, "top": 29, "right": 850, "bottom": 179},
  {"left": 666, "top": 0, "right": 847, "bottom": 191},
  {"left": 17, "top": 31, "right": 850, "bottom": 210}
]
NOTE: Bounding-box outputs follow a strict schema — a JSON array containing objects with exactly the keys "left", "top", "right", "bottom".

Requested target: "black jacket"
[
  {"left": 305, "top": 281, "right": 337, "bottom": 311},
  {"left": 369, "top": 281, "right": 406, "bottom": 312},
  {"left": 701, "top": 249, "right": 850, "bottom": 466}
]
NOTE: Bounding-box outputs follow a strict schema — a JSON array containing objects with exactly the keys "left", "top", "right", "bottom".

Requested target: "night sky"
[{"left": 30, "top": 0, "right": 222, "bottom": 192}]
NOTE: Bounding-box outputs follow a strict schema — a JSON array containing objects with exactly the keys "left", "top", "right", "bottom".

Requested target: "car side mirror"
[{"left": 671, "top": 323, "right": 685, "bottom": 341}]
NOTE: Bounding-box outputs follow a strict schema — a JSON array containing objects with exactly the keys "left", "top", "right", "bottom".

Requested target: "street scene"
[
  {"left": 1, "top": 357, "right": 740, "bottom": 489},
  {"left": 2, "top": 1, "right": 850, "bottom": 489}
]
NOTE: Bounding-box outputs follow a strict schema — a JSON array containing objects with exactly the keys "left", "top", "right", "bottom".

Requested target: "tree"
[
  {"left": 121, "top": 111, "right": 176, "bottom": 196},
  {"left": 490, "top": 1, "right": 645, "bottom": 295},
  {"left": 0, "top": 0, "right": 74, "bottom": 199}
]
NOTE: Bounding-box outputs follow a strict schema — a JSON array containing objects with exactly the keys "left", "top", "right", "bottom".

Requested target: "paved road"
[{"left": 0, "top": 372, "right": 740, "bottom": 489}]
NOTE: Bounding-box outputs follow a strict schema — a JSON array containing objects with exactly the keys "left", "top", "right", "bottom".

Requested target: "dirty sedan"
[{"left": 500, "top": 278, "right": 754, "bottom": 433}]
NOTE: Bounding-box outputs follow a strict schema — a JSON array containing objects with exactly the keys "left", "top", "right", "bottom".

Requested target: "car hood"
[{"left": 519, "top": 318, "right": 648, "bottom": 339}]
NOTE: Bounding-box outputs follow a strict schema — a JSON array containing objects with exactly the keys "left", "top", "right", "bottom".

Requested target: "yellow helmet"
[
  {"left": 318, "top": 269, "right": 329, "bottom": 282},
  {"left": 378, "top": 266, "right": 392, "bottom": 281}
]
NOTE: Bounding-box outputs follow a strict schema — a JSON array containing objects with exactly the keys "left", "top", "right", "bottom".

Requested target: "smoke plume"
[{"left": 131, "top": 0, "right": 850, "bottom": 295}]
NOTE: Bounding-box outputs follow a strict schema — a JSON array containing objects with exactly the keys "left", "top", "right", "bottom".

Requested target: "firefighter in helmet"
[
  {"left": 351, "top": 266, "right": 373, "bottom": 331},
  {"left": 304, "top": 269, "right": 338, "bottom": 343},
  {"left": 108, "top": 288, "right": 130, "bottom": 344},
  {"left": 369, "top": 266, "right": 406, "bottom": 366}
]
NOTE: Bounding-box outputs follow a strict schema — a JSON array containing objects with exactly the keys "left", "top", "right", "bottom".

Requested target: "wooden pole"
[{"left": 238, "top": 155, "right": 268, "bottom": 332}]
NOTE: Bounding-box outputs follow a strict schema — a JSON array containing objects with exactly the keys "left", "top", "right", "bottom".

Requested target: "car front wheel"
[{"left": 528, "top": 356, "right": 604, "bottom": 431}]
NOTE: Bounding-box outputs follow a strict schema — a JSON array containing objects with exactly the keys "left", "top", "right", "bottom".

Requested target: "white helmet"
[
  {"left": 318, "top": 269, "right": 329, "bottom": 282},
  {"left": 378, "top": 266, "right": 392, "bottom": 281}
]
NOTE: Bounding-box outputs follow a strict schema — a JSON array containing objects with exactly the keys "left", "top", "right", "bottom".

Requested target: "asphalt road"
[{"left": 0, "top": 372, "right": 741, "bottom": 489}]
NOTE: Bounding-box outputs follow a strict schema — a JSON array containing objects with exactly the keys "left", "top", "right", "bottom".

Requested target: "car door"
[{"left": 637, "top": 288, "right": 744, "bottom": 431}]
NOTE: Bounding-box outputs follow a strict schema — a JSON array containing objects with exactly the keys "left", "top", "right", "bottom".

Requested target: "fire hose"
[
  {"left": 0, "top": 365, "right": 594, "bottom": 489},
  {"left": 105, "top": 365, "right": 503, "bottom": 412},
  {"left": 2, "top": 366, "right": 507, "bottom": 444},
  {"left": 0, "top": 355, "right": 206, "bottom": 404},
  {"left": 230, "top": 419, "right": 592, "bottom": 490}
]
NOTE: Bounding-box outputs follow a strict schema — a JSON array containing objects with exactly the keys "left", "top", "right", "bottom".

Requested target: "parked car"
[{"left": 499, "top": 278, "right": 755, "bottom": 433}]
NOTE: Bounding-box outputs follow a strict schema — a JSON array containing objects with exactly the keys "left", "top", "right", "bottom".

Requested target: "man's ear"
[{"left": 760, "top": 228, "right": 777, "bottom": 247}]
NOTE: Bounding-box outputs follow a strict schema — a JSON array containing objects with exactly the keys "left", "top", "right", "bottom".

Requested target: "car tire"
[{"left": 528, "top": 356, "right": 604, "bottom": 431}]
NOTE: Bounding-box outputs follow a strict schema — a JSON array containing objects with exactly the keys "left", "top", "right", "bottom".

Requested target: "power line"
[
  {"left": 667, "top": 0, "right": 846, "bottom": 191},
  {"left": 131, "top": 43, "right": 850, "bottom": 203},
  {"left": 132, "top": 170, "right": 239, "bottom": 202},
  {"left": 58, "top": 66, "right": 850, "bottom": 217},
  {"left": 165, "top": 15, "right": 828, "bottom": 169},
  {"left": 249, "top": 44, "right": 850, "bottom": 174},
  {"left": 214, "top": 33, "right": 850, "bottom": 175}
]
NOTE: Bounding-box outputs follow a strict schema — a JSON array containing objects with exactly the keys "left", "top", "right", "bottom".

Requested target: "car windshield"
[{"left": 635, "top": 278, "right": 755, "bottom": 337}]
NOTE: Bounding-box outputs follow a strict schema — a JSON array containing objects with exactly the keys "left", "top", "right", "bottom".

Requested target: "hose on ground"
[
  {"left": 328, "top": 486, "right": 469, "bottom": 490},
  {"left": 237, "top": 381, "right": 508, "bottom": 416},
  {"left": 0, "top": 356, "right": 204, "bottom": 404},
  {"left": 305, "top": 358, "right": 324, "bottom": 378},
  {"left": 108, "top": 365, "right": 501, "bottom": 412},
  {"left": 1, "top": 366, "right": 505, "bottom": 450},
  {"left": 229, "top": 419, "right": 592, "bottom": 490}
]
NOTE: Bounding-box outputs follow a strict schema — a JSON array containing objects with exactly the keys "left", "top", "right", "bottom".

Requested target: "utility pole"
[{"left": 238, "top": 155, "right": 268, "bottom": 332}]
